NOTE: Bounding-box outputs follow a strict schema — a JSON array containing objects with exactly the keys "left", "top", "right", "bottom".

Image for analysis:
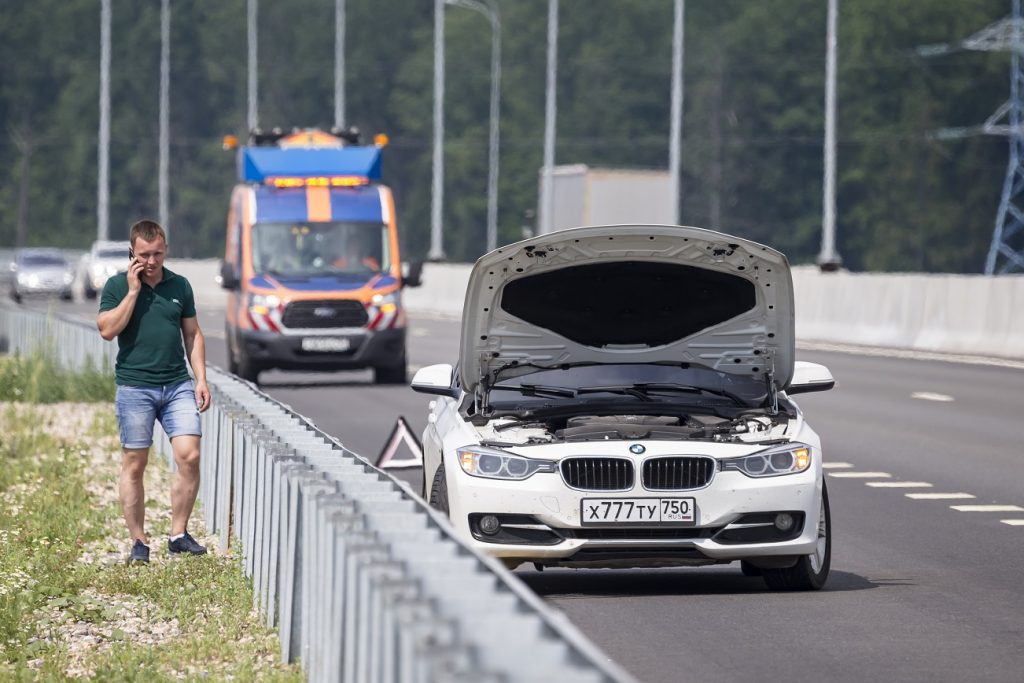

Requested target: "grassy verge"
[{"left": 0, "top": 358, "right": 302, "bottom": 680}]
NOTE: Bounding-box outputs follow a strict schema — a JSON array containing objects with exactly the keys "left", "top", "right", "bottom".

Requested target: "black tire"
[
  {"left": 762, "top": 483, "right": 831, "bottom": 591},
  {"left": 740, "top": 561, "right": 762, "bottom": 577},
  {"left": 85, "top": 287, "right": 97, "bottom": 300},
  {"left": 11, "top": 290, "right": 22, "bottom": 304},
  {"left": 428, "top": 464, "right": 450, "bottom": 516},
  {"left": 236, "top": 349, "right": 260, "bottom": 384},
  {"left": 373, "top": 352, "right": 408, "bottom": 385}
]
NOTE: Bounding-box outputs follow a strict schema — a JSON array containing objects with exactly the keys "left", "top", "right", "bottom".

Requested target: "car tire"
[
  {"left": 11, "top": 290, "right": 22, "bottom": 304},
  {"left": 740, "top": 561, "right": 762, "bottom": 577},
  {"left": 762, "top": 482, "right": 831, "bottom": 591},
  {"left": 428, "top": 464, "right": 450, "bottom": 516},
  {"left": 373, "top": 351, "right": 408, "bottom": 385},
  {"left": 84, "top": 287, "right": 97, "bottom": 300}
]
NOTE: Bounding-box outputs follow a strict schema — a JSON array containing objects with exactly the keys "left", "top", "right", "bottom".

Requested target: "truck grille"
[
  {"left": 642, "top": 456, "right": 715, "bottom": 490},
  {"left": 560, "top": 458, "right": 634, "bottom": 491},
  {"left": 281, "top": 300, "right": 368, "bottom": 329}
]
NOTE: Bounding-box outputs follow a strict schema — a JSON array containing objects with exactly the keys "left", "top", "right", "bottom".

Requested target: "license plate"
[
  {"left": 300, "top": 337, "right": 350, "bottom": 352},
  {"left": 581, "top": 498, "right": 696, "bottom": 524}
]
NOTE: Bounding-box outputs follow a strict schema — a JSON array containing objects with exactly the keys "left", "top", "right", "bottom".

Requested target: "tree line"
[{"left": 0, "top": 0, "right": 1010, "bottom": 272}]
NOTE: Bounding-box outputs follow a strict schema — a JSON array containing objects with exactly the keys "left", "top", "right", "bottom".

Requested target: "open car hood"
[{"left": 460, "top": 225, "right": 795, "bottom": 398}]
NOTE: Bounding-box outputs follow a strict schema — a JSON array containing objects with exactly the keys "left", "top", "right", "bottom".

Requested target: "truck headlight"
[
  {"left": 721, "top": 443, "right": 812, "bottom": 478},
  {"left": 248, "top": 293, "right": 280, "bottom": 314},
  {"left": 371, "top": 291, "right": 399, "bottom": 313},
  {"left": 456, "top": 445, "right": 555, "bottom": 481}
]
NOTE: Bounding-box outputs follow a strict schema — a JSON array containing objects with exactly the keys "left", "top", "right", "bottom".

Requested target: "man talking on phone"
[{"left": 97, "top": 219, "right": 212, "bottom": 565}]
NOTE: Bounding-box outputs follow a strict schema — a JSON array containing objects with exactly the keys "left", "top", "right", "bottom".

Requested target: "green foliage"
[
  {"left": 0, "top": 354, "right": 115, "bottom": 403},
  {"left": 0, "top": 0, "right": 1011, "bottom": 271},
  {"left": 0, "top": 404, "right": 302, "bottom": 680}
]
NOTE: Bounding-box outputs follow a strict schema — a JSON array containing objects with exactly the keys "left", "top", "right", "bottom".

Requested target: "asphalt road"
[{"left": 33, "top": 296, "right": 1024, "bottom": 683}]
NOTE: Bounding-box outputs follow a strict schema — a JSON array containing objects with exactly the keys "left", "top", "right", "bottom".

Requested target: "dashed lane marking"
[
  {"left": 950, "top": 505, "right": 1024, "bottom": 513},
  {"left": 906, "top": 492, "right": 976, "bottom": 500},
  {"left": 822, "top": 462, "right": 854, "bottom": 469},
  {"left": 911, "top": 391, "right": 954, "bottom": 402},
  {"left": 1001, "top": 520, "right": 1024, "bottom": 526},
  {"left": 866, "top": 481, "right": 933, "bottom": 488},
  {"left": 828, "top": 471, "right": 892, "bottom": 479}
]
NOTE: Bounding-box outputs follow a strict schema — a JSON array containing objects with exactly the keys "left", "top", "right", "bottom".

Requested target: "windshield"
[
  {"left": 96, "top": 247, "right": 129, "bottom": 259},
  {"left": 251, "top": 221, "right": 388, "bottom": 277},
  {"left": 19, "top": 253, "right": 67, "bottom": 267},
  {"left": 490, "top": 363, "right": 768, "bottom": 411}
]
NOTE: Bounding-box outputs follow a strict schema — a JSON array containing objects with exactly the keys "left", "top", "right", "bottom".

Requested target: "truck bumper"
[{"left": 238, "top": 327, "right": 406, "bottom": 372}]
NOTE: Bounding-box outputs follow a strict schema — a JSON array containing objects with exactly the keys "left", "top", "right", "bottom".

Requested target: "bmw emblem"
[{"left": 629, "top": 444, "right": 646, "bottom": 455}]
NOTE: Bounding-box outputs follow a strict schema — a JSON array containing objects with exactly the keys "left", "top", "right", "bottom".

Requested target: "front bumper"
[
  {"left": 443, "top": 453, "right": 822, "bottom": 567},
  {"left": 238, "top": 326, "right": 405, "bottom": 372}
]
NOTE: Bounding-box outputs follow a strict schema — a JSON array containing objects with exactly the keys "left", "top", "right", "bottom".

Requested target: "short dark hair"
[{"left": 129, "top": 220, "right": 167, "bottom": 247}]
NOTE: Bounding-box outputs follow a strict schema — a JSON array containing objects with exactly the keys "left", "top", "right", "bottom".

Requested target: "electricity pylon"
[{"left": 918, "top": 0, "right": 1024, "bottom": 273}]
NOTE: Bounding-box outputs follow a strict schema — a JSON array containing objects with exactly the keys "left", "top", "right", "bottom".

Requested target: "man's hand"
[
  {"left": 195, "top": 379, "right": 211, "bottom": 413},
  {"left": 127, "top": 257, "right": 144, "bottom": 294}
]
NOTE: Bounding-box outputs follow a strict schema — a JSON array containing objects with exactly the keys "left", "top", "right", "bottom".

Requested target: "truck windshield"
[{"left": 251, "top": 221, "right": 389, "bottom": 277}]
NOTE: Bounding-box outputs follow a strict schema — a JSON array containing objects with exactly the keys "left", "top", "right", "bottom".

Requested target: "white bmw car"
[{"left": 411, "top": 225, "right": 836, "bottom": 590}]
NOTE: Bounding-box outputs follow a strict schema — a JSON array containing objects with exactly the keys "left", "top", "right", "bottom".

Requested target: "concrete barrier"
[{"left": 152, "top": 259, "right": 1024, "bottom": 360}]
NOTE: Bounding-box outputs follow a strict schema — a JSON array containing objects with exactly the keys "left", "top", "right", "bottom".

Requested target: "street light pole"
[
  {"left": 98, "top": 0, "right": 110, "bottom": 242},
  {"left": 668, "top": 0, "right": 685, "bottom": 225},
  {"left": 334, "top": 0, "right": 346, "bottom": 129},
  {"left": 430, "top": 0, "right": 446, "bottom": 260},
  {"left": 818, "top": 0, "right": 842, "bottom": 271},
  {"left": 447, "top": 0, "right": 501, "bottom": 253},
  {"left": 540, "top": 0, "right": 558, "bottom": 234},
  {"left": 159, "top": 0, "right": 170, "bottom": 240},
  {"left": 247, "top": 0, "right": 258, "bottom": 133}
]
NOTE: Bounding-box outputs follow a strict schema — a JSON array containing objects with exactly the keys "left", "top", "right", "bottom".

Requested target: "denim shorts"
[{"left": 115, "top": 380, "right": 202, "bottom": 449}]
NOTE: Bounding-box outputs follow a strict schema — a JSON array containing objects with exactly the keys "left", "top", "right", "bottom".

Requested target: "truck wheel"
[
  {"left": 235, "top": 349, "right": 261, "bottom": 384},
  {"left": 373, "top": 352, "right": 407, "bottom": 385}
]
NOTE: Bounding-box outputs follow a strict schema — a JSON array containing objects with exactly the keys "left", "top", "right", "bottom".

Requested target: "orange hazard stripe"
[{"left": 306, "top": 186, "right": 331, "bottom": 221}]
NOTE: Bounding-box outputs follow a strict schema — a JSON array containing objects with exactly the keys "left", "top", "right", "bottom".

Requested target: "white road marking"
[
  {"left": 795, "top": 340, "right": 1024, "bottom": 370},
  {"left": 822, "top": 462, "right": 854, "bottom": 469},
  {"left": 411, "top": 328, "right": 430, "bottom": 337},
  {"left": 1000, "top": 520, "right": 1024, "bottom": 526},
  {"left": 906, "top": 492, "right": 975, "bottom": 500},
  {"left": 911, "top": 391, "right": 954, "bottom": 402},
  {"left": 950, "top": 505, "right": 1024, "bottom": 513},
  {"left": 828, "top": 471, "right": 892, "bottom": 479},
  {"left": 866, "top": 481, "right": 933, "bottom": 488}
]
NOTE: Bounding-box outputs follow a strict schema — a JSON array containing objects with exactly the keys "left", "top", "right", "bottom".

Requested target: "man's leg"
[
  {"left": 169, "top": 435, "right": 201, "bottom": 536},
  {"left": 120, "top": 447, "right": 150, "bottom": 543}
]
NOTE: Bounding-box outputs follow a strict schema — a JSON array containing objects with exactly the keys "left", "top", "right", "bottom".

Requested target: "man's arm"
[
  {"left": 96, "top": 260, "right": 144, "bottom": 340},
  {"left": 181, "top": 316, "right": 211, "bottom": 412}
]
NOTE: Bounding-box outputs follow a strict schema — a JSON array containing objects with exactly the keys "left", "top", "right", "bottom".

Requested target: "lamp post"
[
  {"left": 540, "top": 0, "right": 558, "bottom": 234},
  {"left": 247, "top": 0, "right": 258, "bottom": 132},
  {"left": 818, "top": 0, "right": 842, "bottom": 271},
  {"left": 159, "top": 0, "right": 170, "bottom": 239},
  {"left": 98, "top": 0, "right": 110, "bottom": 241},
  {"left": 447, "top": 0, "right": 501, "bottom": 253},
  {"left": 430, "top": 0, "right": 446, "bottom": 260},
  {"left": 668, "top": 0, "right": 685, "bottom": 225},
  {"left": 334, "top": 0, "right": 346, "bottom": 129}
]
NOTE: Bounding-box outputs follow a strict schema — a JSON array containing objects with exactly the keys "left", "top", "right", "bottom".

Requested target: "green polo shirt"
[{"left": 99, "top": 267, "right": 197, "bottom": 387}]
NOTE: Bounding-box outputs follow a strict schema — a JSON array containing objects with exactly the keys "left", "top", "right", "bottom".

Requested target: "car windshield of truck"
[{"left": 251, "top": 221, "right": 389, "bottom": 278}]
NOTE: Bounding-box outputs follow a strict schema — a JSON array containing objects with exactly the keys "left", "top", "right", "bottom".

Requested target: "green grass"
[
  {"left": 0, "top": 352, "right": 115, "bottom": 403},
  {"left": 0, "top": 359, "right": 302, "bottom": 680}
]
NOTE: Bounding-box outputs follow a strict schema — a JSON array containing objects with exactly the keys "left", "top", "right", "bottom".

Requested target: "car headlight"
[
  {"left": 16, "top": 273, "right": 29, "bottom": 285},
  {"left": 720, "top": 443, "right": 812, "bottom": 478},
  {"left": 456, "top": 445, "right": 555, "bottom": 481},
  {"left": 248, "top": 293, "right": 281, "bottom": 314},
  {"left": 63, "top": 271, "right": 74, "bottom": 284}
]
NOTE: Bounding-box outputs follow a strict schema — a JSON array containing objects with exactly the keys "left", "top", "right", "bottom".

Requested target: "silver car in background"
[
  {"left": 9, "top": 248, "right": 75, "bottom": 303},
  {"left": 80, "top": 240, "right": 131, "bottom": 299}
]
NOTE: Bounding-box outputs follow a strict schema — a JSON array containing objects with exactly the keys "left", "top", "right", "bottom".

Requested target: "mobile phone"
[{"left": 129, "top": 247, "right": 135, "bottom": 260}]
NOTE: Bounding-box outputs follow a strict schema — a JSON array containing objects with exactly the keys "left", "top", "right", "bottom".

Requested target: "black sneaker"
[
  {"left": 168, "top": 531, "right": 207, "bottom": 556},
  {"left": 127, "top": 539, "right": 150, "bottom": 565}
]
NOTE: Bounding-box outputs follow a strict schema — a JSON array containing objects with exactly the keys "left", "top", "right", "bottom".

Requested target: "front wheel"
[
  {"left": 428, "top": 464, "right": 450, "bottom": 516},
  {"left": 762, "top": 482, "right": 831, "bottom": 591},
  {"left": 373, "top": 351, "right": 407, "bottom": 385}
]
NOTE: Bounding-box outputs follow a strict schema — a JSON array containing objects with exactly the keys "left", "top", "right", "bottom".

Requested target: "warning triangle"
[{"left": 376, "top": 416, "right": 424, "bottom": 469}]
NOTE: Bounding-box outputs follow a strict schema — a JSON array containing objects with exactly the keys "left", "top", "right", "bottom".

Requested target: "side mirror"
[
  {"left": 219, "top": 259, "right": 240, "bottom": 290},
  {"left": 786, "top": 361, "right": 835, "bottom": 395},
  {"left": 411, "top": 363, "right": 458, "bottom": 397},
  {"left": 402, "top": 260, "right": 424, "bottom": 288}
]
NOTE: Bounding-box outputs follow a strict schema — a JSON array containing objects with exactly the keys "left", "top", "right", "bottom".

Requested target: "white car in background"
[
  {"left": 80, "top": 240, "right": 131, "bottom": 299},
  {"left": 412, "top": 225, "right": 836, "bottom": 591}
]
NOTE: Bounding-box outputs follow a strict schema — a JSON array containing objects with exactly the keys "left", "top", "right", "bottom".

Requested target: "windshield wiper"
[
  {"left": 496, "top": 383, "right": 578, "bottom": 399},
  {"left": 577, "top": 383, "right": 749, "bottom": 406}
]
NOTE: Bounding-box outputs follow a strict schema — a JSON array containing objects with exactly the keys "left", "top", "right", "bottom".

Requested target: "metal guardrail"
[{"left": 0, "top": 304, "right": 634, "bottom": 683}]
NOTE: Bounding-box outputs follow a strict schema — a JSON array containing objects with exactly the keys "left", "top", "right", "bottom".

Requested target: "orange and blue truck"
[{"left": 219, "top": 128, "right": 421, "bottom": 385}]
